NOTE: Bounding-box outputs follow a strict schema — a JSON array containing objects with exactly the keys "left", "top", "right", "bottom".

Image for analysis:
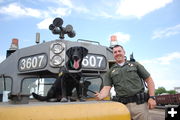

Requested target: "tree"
[
  {"left": 155, "top": 87, "right": 167, "bottom": 95},
  {"left": 155, "top": 87, "right": 178, "bottom": 95},
  {"left": 167, "top": 90, "right": 177, "bottom": 94}
]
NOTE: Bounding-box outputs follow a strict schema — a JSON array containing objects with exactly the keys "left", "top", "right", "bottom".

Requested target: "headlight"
[
  {"left": 52, "top": 43, "right": 64, "bottom": 54},
  {"left": 50, "top": 41, "right": 65, "bottom": 67},
  {"left": 51, "top": 55, "right": 63, "bottom": 66}
]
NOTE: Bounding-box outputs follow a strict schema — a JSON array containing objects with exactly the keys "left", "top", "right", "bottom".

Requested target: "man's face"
[{"left": 113, "top": 46, "right": 125, "bottom": 63}]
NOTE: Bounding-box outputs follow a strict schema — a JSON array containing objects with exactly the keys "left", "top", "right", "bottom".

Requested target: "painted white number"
[
  {"left": 38, "top": 55, "right": 44, "bottom": 67},
  {"left": 20, "top": 55, "right": 45, "bottom": 70},
  {"left": 82, "top": 56, "right": 89, "bottom": 67},
  {"left": 32, "top": 57, "right": 38, "bottom": 68},
  {"left": 26, "top": 58, "right": 31, "bottom": 69},
  {"left": 89, "top": 56, "right": 96, "bottom": 67},
  {"left": 82, "top": 55, "right": 103, "bottom": 68},
  {"left": 20, "top": 59, "right": 26, "bottom": 70},
  {"left": 97, "top": 56, "right": 103, "bottom": 67}
]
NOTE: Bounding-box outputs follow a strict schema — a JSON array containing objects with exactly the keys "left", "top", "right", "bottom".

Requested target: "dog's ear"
[
  {"left": 80, "top": 47, "right": 88, "bottom": 58},
  {"left": 66, "top": 47, "right": 73, "bottom": 58}
]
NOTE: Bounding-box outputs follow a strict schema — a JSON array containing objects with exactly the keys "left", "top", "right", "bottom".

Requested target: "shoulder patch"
[{"left": 128, "top": 63, "right": 134, "bottom": 67}]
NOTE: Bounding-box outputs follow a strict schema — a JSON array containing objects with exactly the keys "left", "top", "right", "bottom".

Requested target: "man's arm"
[
  {"left": 95, "top": 86, "right": 112, "bottom": 100},
  {"left": 145, "top": 76, "right": 156, "bottom": 109},
  {"left": 145, "top": 76, "right": 155, "bottom": 96}
]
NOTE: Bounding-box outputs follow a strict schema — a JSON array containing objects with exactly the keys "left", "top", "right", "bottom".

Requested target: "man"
[{"left": 95, "top": 45, "right": 156, "bottom": 120}]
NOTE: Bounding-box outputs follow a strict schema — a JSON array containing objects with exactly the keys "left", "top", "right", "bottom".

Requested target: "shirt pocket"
[
  {"left": 127, "top": 66, "right": 137, "bottom": 71},
  {"left": 111, "top": 70, "right": 119, "bottom": 84},
  {"left": 126, "top": 66, "right": 139, "bottom": 78}
]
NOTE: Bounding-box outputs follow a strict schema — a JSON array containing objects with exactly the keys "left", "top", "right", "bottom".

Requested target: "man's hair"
[{"left": 113, "top": 44, "right": 124, "bottom": 50}]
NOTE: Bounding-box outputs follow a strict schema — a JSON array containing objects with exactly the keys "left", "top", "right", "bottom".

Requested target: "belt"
[
  {"left": 113, "top": 95, "right": 137, "bottom": 104},
  {"left": 112, "top": 92, "right": 149, "bottom": 104}
]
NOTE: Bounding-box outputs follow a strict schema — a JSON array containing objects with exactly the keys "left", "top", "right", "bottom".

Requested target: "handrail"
[{"left": 77, "top": 39, "right": 100, "bottom": 45}]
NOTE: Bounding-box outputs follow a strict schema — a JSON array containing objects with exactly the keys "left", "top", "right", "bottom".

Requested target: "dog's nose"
[{"left": 73, "top": 55, "right": 79, "bottom": 60}]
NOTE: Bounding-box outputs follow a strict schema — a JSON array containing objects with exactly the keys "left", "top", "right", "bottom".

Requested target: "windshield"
[
  {"left": 21, "top": 76, "right": 102, "bottom": 99},
  {"left": 0, "top": 76, "right": 12, "bottom": 102},
  {"left": 0, "top": 76, "right": 12, "bottom": 92},
  {"left": 82, "top": 76, "right": 102, "bottom": 97},
  {"left": 22, "top": 78, "right": 56, "bottom": 97}
]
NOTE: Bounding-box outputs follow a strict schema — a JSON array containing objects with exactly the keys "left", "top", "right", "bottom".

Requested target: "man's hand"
[
  {"left": 94, "top": 92, "right": 103, "bottom": 100},
  {"left": 148, "top": 98, "right": 156, "bottom": 109},
  {"left": 94, "top": 86, "right": 111, "bottom": 100}
]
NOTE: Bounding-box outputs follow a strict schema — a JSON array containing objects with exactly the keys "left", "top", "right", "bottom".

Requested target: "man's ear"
[
  {"left": 123, "top": 49, "right": 126, "bottom": 55},
  {"left": 80, "top": 47, "right": 88, "bottom": 57}
]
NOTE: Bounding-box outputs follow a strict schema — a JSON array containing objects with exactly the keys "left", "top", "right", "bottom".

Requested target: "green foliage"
[
  {"left": 155, "top": 87, "right": 167, "bottom": 95},
  {"left": 155, "top": 87, "right": 177, "bottom": 95},
  {"left": 166, "top": 90, "right": 177, "bottom": 94}
]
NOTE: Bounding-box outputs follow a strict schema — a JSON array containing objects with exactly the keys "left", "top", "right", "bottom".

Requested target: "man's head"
[{"left": 112, "top": 45, "right": 126, "bottom": 63}]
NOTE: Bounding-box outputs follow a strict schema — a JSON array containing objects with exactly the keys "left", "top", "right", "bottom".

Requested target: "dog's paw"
[
  {"left": 61, "top": 97, "right": 68, "bottom": 102},
  {"left": 79, "top": 97, "right": 86, "bottom": 102},
  {"left": 69, "top": 97, "right": 77, "bottom": 102}
]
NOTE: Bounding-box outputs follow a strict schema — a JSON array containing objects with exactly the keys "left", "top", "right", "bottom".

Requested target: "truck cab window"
[
  {"left": 0, "top": 76, "right": 12, "bottom": 91},
  {"left": 21, "top": 78, "right": 56, "bottom": 97},
  {"left": 81, "top": 76, "right": 103, "bottom": 98}
]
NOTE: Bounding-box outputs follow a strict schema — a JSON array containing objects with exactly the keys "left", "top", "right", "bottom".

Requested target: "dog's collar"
[{"left": 70, "top": 60, "right": 73, "bottom": 68}]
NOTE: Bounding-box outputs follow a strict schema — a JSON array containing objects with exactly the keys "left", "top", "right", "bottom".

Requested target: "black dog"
[{"left": 32, "top": 46, "right": 88, "bottom": 102}]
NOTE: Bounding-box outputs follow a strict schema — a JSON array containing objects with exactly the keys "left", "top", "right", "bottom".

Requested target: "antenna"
[{"left": 130, "top": 52, "right": 136, "bottom": 62}]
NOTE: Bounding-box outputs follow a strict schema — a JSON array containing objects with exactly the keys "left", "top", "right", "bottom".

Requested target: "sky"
[{"left": 0, "top": 0, "right": 180, "bottom": 90}]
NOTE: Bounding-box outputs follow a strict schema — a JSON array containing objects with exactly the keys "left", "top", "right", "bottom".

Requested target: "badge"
[{"left": 112, "top": 69, "right": 116, "bottom": 73}]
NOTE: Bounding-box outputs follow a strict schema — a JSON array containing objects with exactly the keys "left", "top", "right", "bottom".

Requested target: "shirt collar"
[
  {"left": 115, "top": 61, "right": 129, "bottom": 67},
  {"left": 118, "top": 62, "right": 125, "bottom": 66}
]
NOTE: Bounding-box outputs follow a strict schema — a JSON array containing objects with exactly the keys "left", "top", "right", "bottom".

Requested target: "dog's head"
[{"left": 66, "top": 46, "right": 88, "bottom": 70}]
